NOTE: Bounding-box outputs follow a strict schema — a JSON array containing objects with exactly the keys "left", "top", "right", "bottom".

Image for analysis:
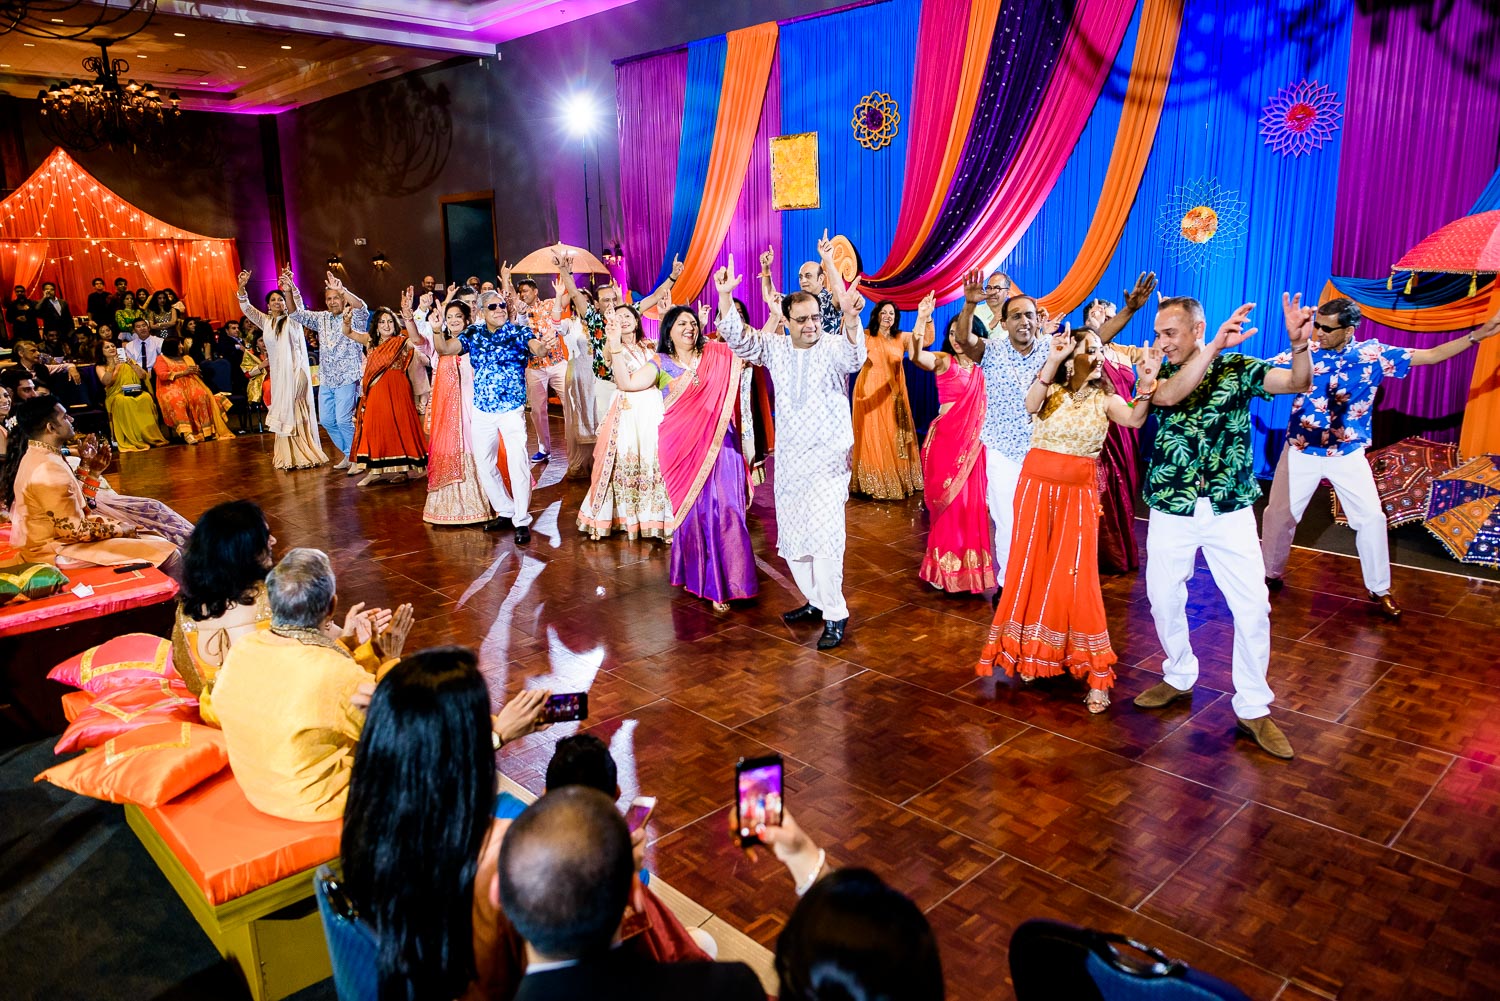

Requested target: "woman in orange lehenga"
[
  {"left": 409, "top": 298, "right": 491, "bottom": 525},
  {"left": 975, "top": 327, "right": 1161, "bottom": 713},
  {"left": 850, "top": 300, "right": 923, "bottom": 499},
  {"left": 349, "top": 300, "right": 428, "bottom": 487},
  {"left": 153, "top": 337, "right": 231, "bottom": 443},
  {"left": 909, "top": 299, "right": 994, "bottom": 594}
]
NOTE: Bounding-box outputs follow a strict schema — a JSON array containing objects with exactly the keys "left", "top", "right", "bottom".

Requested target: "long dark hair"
[
  {"left": 776, "top": 868, "right": 944, "bottom": 1001},
  {"left": 148, "top": 290, "right": 172, "bottom": 314},
  {"left": 161, "top": 336, "right": 184, "bottom": 360},
  {"left": 179, "top": 500, "right": 272, "bottom": 621},
  {"left": 367, "top": 307, "right": 399, "bottom": 347},
  {"left": 2, "top": 396, "right": 65, "bottom": 506},
  {"left": 657, "top": 305, "right": 702, "bottom": 358},
  {"left": 867, "top": 299, "right": 902, "bottom": 339},
  {"left": 342, "top": 647, "right": 495, "bottom": 1001}
]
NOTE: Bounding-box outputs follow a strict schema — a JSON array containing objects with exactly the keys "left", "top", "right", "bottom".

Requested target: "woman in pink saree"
[
  {"left": 613, "top": 304, "right": 757, "bottom": 609},
  {"left": 910, "top": 300, "right": 995, "bottom": 594}
]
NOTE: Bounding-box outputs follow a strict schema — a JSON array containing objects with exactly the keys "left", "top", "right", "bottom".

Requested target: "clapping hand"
[
  {"left": 963, "top": 268, "right": 985, "bottom": 304},
  {"left": 1210, "top": 303, "right": 1258, "bottom": 353},
  {"left": 376, "top": 603, "right": 414, "bottom": 660},
  {"left": 1124, "top": 272, "right": 1158, "bottom": 312},
  {"left": 339, "top": 602, "right": 376, "bottom": 646},
  {"left": 1281, "top": 292, "right": 1313, "bottom": 349}
]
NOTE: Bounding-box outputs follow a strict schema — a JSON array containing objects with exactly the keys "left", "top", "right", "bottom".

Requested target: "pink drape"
[
  {"left": 862, "top": 0, "right": 1136, "bottom": 308},
  {"left": 616, "top": 50, "right": 689, "bottom": 298}
]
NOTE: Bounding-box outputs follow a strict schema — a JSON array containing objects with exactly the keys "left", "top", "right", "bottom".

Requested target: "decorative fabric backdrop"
[{"left": 616, "top": 49, "right": 689, "bottom": 299}]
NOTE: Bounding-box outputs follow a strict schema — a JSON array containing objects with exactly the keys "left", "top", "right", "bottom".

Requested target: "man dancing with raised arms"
[
  {"left": 429, "top": 289, "right": 544, "bottom": 544},
  {"left": 1261, "top": 298, "right": 1500, "bottom": 620},
  {"left": 1133, "top": 294, "right": 1313, "bottom": 759},
  {"left": 286, "top": 271, "right": 369, "bottom": 470},
  {"left": 717, "top": 254, "right": 866, "bottom": 650},
  {"left": 758, "top": 230, "right": 848, "bottom": 337}
]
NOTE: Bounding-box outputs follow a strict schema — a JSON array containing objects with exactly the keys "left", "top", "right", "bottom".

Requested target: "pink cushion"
[
  {"left": 55, "top": 679, "right": 199, "bottom": 754},
  {"left": 48, "top": 633, "right": 181, "bottom": 692}
]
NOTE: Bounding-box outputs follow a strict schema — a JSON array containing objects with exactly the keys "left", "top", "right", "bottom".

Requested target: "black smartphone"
[
  {"left": 538, "top": 692, "right": 588, "bottom": 724},
  {"left": 112, "top": 562, "right": 151, "bottom": 573},
  {"left": 735, "top": 754, "right": 784, "bottom": 848}
]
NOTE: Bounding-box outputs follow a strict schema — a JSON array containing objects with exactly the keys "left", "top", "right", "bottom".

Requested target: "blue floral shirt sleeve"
[{"left": 458, "top": 322, "right": 532, "bottom": 414}]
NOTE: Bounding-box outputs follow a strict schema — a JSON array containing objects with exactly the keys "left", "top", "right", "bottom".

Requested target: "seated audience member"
[
  {"left": 1, "top": 371, "right": 39, "bottom": 407},
  {"left": 10, "top": 338, "right": 79, "bottom": 396},
  {"left": 498, "top": 787, "right": 764, "bottom": 1001},
  {"left": 172, "top": 500, "right": 275, "bottom": 709},
  {"left": 211, "top": 548, "right": 415, "bottom": 821},
  {"left": 0, "top": 396, "right": 178, "bottom": 568},
  {"left": 120, "top": 316, "right": 163, "bottom": 372},
  {"left": 154, "top": 336, "right": 231, "bottom": 443},
  {"left": 760, "top": 813, "right": 944, "bottom": 1001},
  {"left": 342, "top": 647, "right": 550, "bottom": 1001},
  {"left": 94, "top": 338, "right": 169, "bottom": 451}
]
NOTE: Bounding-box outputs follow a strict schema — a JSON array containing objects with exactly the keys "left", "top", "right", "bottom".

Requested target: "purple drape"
[
  {"left": 706, "top": 52, "right": 781, "bottom": 328},
  {"left": 617, "top": 50, "right": 689, "bottom": 298},
  {"left": 1332, "top": 0, "right": 1500, "bottom": 444}
]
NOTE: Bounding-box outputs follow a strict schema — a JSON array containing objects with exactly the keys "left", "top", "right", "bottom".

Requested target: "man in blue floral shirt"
[
  {"left": 432, "top": 290, "right": 542, "bottom": 543},
  {"left": 1262, "top": 297, "right": 1500, "bottom": 619},
  {"left": 1133, "top": 294, "right": 1312, "bottom": 760}
]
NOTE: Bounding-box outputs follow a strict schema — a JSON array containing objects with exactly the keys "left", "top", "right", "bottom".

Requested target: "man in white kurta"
[{"left": 715, "top": 258, "right": 866, "bottom": 650}]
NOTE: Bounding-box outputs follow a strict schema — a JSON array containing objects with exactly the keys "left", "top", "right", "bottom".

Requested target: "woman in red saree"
[
  {"left": 614, "top": 305, "right": 757, "bottom": 610},
  {"left": 910, "top": 299, "right": 995, "bottom": 594},
  {"left": 349, "top": 302, "right": 428, "bottom": 486},
  {"left": 153, "top": 337, "right": 231, "bottom": 443}
]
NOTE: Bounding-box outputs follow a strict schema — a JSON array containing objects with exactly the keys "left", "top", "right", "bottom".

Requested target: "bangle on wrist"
[
  {"left": 1469, "top": 333, "right": 1481, "bottom": 346},
  {"left": 795, "top": 848, "right": 827, "bottom": 897},
  {"left": 1036, "top": 374, "right": 1052, "bottom": 386},
  {"left": 491, "top": 730, "right": 503, "bottom": 751}
]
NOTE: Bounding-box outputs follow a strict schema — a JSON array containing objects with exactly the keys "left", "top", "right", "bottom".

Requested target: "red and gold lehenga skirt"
[{"left": 977, "top": 448, "right": 1116, "bottom": 689}]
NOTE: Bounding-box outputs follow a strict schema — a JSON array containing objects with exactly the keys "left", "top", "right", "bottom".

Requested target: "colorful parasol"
[
  {"left": 1331, "top": 437, "right": 1460, "bottom": 528},
  {"left": 510, "top": 243, "right": 610, "bottom": 276},
  {"left": 1391, "top": 209, "right": 1500, "bottom": 297},
  {"left": 1422, "top": 454, "right": 1500, "bottom": 567}
]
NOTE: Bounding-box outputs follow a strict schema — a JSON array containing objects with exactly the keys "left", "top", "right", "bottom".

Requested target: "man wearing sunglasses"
[{"left": 1261, "top": 297, "right": 1500, "bottom": 619}]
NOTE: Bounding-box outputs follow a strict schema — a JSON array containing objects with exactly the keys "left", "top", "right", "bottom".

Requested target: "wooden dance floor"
[{"left": 119, "top": 430, "right": 1500, "bottom": 999}]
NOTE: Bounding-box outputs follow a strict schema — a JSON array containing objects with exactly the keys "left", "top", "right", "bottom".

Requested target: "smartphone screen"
[
  {"left": 624, "top": 796, "right": 656, "bottom": 832},
  {"left": 539, "top": 692, "right": 588, "bottom": 724},
  {"left": 735, "top": 754, "right": 784, "bottom": 848}
]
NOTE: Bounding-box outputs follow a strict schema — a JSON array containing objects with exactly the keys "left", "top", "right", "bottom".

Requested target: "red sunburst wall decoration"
[{"left": 1259, "top": 80, "right": 1343, "bottom": 157}]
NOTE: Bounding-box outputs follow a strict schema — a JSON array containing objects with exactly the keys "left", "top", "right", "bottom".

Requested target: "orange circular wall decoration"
[{"left": 852, "top": 92, "right": 900, "bottom": 151}]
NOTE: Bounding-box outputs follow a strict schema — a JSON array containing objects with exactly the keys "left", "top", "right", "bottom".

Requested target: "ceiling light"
[
  {"left": 280, "top": 44, "right": 292, "bottom": 50},
  {"left": 236, "top": 64, "right": 246, "bottom": 69},
  {"left": 50, "top": 17, "right": 64, "bottom": 22},
  {"left": 23, "top": 42, "right": 35, "bottom": 47},
  {"left": 173, "top": 32, "right": 185, "bottom": 37}
]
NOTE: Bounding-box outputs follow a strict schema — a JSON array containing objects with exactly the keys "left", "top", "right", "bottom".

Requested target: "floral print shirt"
[
  {"left": 1269, "top": 338, "right": 1412, "bottom": 456},
  {"left": 459, "top": 322, "right": 532, "bottom": 414},
  {"left": 1146, "top": 353, "right": 1272, "bottom": 516}
]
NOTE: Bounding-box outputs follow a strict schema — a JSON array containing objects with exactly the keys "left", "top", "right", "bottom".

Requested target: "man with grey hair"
[{"left": 211, "top": 548, "right": 413, "bottom": 821}]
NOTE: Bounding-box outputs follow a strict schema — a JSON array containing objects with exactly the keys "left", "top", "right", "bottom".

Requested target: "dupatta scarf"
[
  {"left": 361, "top": 334, "right": 412, "bottom": 395},
  {"left": 922, "top": 361, "right": 987, "bottom": 520},
  {"left": 658, "top": 339, "right": 745, "bottom": 527}
]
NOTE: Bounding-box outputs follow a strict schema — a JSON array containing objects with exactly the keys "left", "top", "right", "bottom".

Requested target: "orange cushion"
[
  {"left": 48, "top": 633, "right": 181, "bottom": 692},
  {"left": 60, "top": 689, "right": 95, "bottom": 723},
  {"left": 137, "top": 769, "right": 342, "bottom": 906},
  {"left": 54, "top": 679, "right": 200, "bottom": 754},
  {"left": 36, "top": 721, "right": 228, "bottom": 808}
]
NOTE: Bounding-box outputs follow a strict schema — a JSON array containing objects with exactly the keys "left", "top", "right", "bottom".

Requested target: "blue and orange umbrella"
[{"left": 1423, "top": 454, "right": 1500, "bottom": 568}]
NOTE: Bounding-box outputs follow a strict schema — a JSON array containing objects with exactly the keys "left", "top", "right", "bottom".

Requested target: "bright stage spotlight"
[{"left": 562, "top": 92, "right": 599, "bottom": 136}]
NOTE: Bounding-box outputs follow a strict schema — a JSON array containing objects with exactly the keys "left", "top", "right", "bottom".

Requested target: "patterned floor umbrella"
[
  {"left": 1331, "top": 436, "right": 1461, "bottom": 527},
  {"left": 1423, "top": 454, "right": 1500, "bottom": 567}
]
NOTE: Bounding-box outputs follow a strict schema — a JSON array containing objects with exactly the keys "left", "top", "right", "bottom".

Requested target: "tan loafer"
[
  {"left": 1236, "top": 716, "right": 1294, "bottom": 759},
  {"left": 1370, "top": 592, "right": 1402, "bottom": 621},
  {"left": 1133, "top": 680, "right": 1192, "bottom": 709}
]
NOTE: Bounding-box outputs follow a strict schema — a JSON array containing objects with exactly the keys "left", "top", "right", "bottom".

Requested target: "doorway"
[{"left": 440, "top": 191, "right": 497, "bottom": 286}]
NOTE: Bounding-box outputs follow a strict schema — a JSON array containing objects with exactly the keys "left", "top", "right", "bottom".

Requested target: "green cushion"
[{"left": 0, "top": 561, "right": 70, "bottom": 605}]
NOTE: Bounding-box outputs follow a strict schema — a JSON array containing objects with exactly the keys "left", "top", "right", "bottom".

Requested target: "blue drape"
[
  {"left": 1006, "top": 0, "right": 1355, "bottom": 477},
  {"left": 654, "top": 35, "right": 727, "bottom": 289}
]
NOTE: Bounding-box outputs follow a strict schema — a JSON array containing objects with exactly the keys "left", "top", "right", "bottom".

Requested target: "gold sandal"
[{"left": 1085, "top": 689, "right": 1110, "bottom": 714}]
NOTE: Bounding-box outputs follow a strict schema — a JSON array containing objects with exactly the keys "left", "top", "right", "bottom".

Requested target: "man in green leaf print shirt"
[{"left": 1133, "top": 294, "right": 1312, "bottom": 760}]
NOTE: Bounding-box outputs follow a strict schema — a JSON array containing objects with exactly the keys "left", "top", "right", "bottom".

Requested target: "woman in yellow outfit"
[{"left": 94, "top": 339, "right": 168, "bottom": 451}]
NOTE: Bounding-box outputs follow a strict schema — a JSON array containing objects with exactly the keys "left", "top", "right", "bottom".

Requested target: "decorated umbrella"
[
  {"left": 1391, "top": 208, "right": 1500, "bottom": 297},
  {"left": 1331, "top": 436, "right": 1460, "bottom": 527},
  {"left": 1422, "top": 454, "right": 1500, "bottom": 568},
  {"left": 510, "top": 243, "right": 610, "bottom": 276}
]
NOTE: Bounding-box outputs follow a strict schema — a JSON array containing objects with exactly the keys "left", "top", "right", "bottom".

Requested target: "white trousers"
[
  {"left": 526, "top": 360, "right": 568, "bottom": 455},
  {"left": 1262, "top": 444, "right": 1390, "bottom": 594},
  {"left": 471, "top": 407, "right": 533, "bottom": 527},
  {"left": 1146, "top": 500, "right": 1274, "bottom": 719},
  {"left": 788, "top": 555, "right": 848, "bottom": 621},
  {"left": 985, "top": 448, "right": 1023, "bottom": 582}
]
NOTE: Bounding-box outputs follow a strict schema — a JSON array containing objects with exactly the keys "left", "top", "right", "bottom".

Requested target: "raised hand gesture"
[
  {"left": 418, "top": 290, "right": 434, "bottom": 311},
  {"left": 1040, "top": 307, "right": 1061, "bottom": 337},
  {"left": 1210, "top": 303, "right": 1258, "bottom": 353},
  {"left": 838, "top": 279, "right": 865, "bottom": 318},
  {"left": 963, "top": 268, "right": 985, "bottom": 304},
  {"left": 670, "top": 254, "right": 685, "bottom": 281},
  {"left": 1281, "top": 292, "right": 1314, "bottom": 350},
  {"left": 400, "top": 286, "right": 414, "bottom": 317},
  {"left": 237, "top": 270, "right": 251, "bottom": 291},
  {"left": 1048, "top": 328, "right": 1073, "bottom": 363},
  {"left": 1124, "top": 272, "right": 1158, "bottom": 312},
  {"left": 326, "top": 271, "right": 344, "bottom": 292},
  {"left": 817, "top": 228, "right": 834, "bottom": 258},
  {"left": 917, "top": 290, "right": 936, "bottom": 321},
  {"left": 499, "top": 261, "right": 512, "bottom": 285},
  {"left": 1138, "top": 345, "right": 1164, "bottom": 383},
  {"left": 603, "top": 307, "right": 623, "bottom": 352},
  {"left": 759, "top": 245, "right": 774, "bottom": 274},
  {"left": 696, "top": 301, "right": 712, "bottom": 329},
  {"left": 714, "top": 254, "right": 743, "bottom": 295}
]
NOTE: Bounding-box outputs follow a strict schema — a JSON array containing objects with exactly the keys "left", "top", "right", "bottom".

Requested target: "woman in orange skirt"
[
  {"left": 153, "top": 337, "right": 232, "bottom": 443},
  {"left": 349, "top": 300, "right": 428, "bottom": 486},
  {"left": 977, "top": 327, "right": 1162, "bottom": 712},
  {"left": 850, "top": 300, "right": 924, "bottom": 499}
]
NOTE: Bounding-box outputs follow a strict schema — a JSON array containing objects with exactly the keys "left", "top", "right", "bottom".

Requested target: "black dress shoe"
[
  {"left": 816, "top": 618, "right": 848, "bottom": 650},
  {"left": 482, "top": 516, "right": 512, "bottom": 532},
  {"left": 514, "top": 525, "right": 532, "bottom": 545},
  {"left": 1266, "top": 576, "right": 1284, "bottom": 592},
  {"left": 782, "top": 603, "right": 823, "bottom": 625}
]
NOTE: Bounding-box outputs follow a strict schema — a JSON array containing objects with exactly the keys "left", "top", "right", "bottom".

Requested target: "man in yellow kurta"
[{"left": 211, "top": 548, "right": 412, "bottom": 822}]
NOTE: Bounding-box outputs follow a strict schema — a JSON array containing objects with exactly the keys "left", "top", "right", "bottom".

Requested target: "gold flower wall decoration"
[{"left": 852, "top": 92, "right": 900, "bottom": 151}]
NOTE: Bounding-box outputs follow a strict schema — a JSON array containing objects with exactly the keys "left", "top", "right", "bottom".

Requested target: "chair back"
[
  {"left": 1010, "top": 919, "right": 1252, "bottom": 1001},
  {"left": 313, "top": 863, "right": 380, "bottom": 1001}
]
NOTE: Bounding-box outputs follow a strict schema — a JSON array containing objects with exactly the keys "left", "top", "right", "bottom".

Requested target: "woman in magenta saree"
[
  {"left": 1096, "top": 342, "right": 1150, "bottom": 574},
  {"left": 911, "top": 306, "right": 995, "bottom": 594},
  {"left": 655, "top": 305, "right": 757, "bottom": 609}
]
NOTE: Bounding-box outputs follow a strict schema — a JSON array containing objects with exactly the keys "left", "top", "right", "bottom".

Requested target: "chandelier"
[
  {"left": 0, "top": 0, "right": 157, "bottom": 41},
  {"left": 38, "top": 41, "right": 180, "bottom": 154}
]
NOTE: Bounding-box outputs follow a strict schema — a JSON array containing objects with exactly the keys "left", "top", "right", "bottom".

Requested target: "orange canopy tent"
[{"left": 0, "top": 147, "right": 240, "bottom": 323}]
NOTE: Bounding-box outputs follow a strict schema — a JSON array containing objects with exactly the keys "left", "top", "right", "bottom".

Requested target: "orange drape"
[
  {"left": 133, "top": 241, "right": 182, "bottom": 300},
  {"left": 1461, "top": 337, "right": 1500, "bottom": 457},
  {"left": 1036, "top": 0, "right": 1183, "bottom": 316},
  {"left": 874, "top": 0, "right": 1002, "bottom": 279},
  {"left": 2, "top": 240, "right": 47, "bottom": 295},
  {"left": 671, "top": 22, "right": 779, "bottom": 304}
]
